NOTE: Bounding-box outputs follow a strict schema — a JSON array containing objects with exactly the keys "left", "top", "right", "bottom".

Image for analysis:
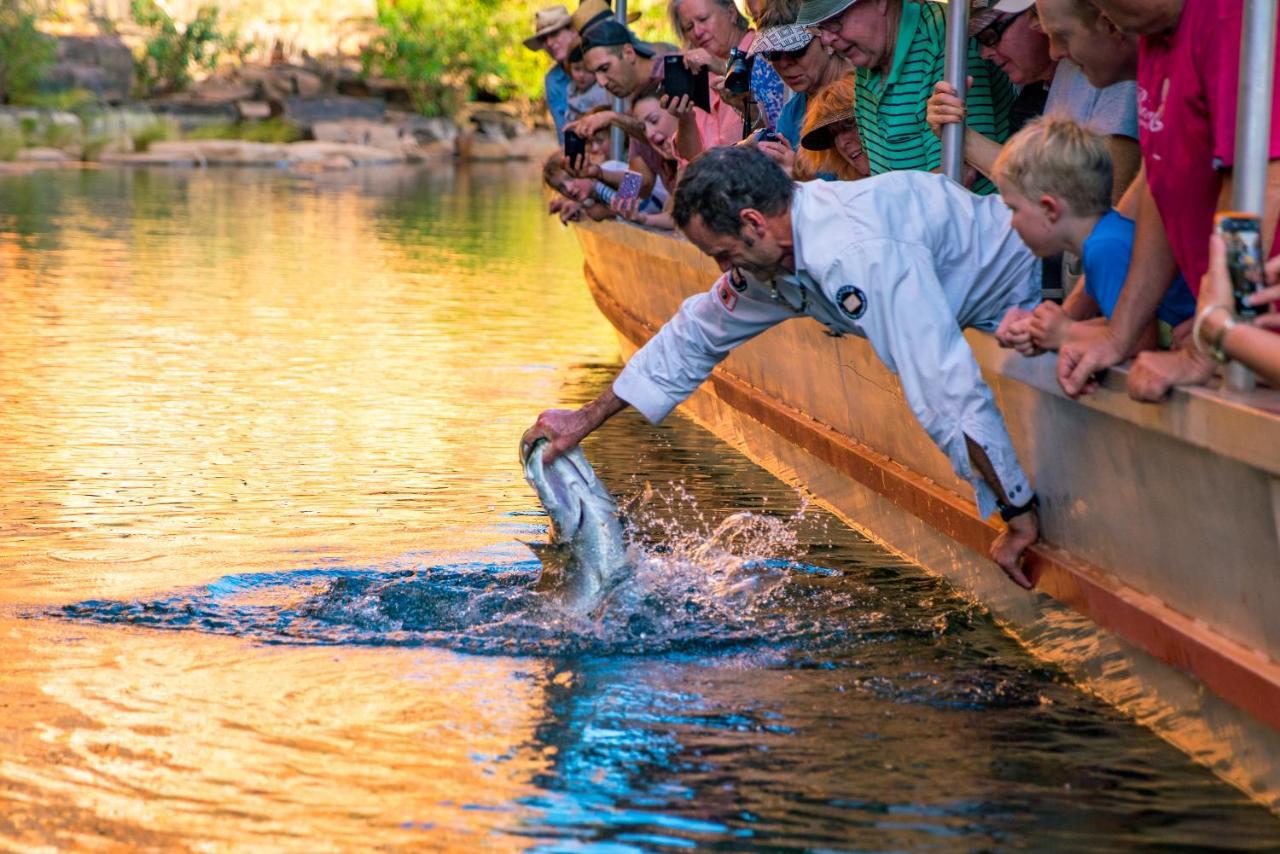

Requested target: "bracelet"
[
  {"left": 1192, "top": 304, "right": 1234, "bottom": 362},
  {"left": 1210, "top": 311, "right": 1239, "bottom": 364}
]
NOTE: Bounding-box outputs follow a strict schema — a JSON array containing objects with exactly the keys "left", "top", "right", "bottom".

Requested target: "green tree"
[
  {"left": 0, "top": 0, "right": 56, "bottom": 105},
  {"left": 131, "top": 0, "right": 234, "bottom": 97}
]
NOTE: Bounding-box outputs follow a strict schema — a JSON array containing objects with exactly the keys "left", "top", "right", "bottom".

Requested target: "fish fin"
[{"left": 522, "top": 540, "right": 573, "bottom": 590}]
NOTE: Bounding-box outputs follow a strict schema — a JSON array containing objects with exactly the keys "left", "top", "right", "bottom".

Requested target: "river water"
[{"left": 1, "top": 165, "right": 1276, "bottom": 851}]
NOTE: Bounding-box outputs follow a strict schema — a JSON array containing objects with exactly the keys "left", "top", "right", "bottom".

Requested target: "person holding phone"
[{"left": 1190, "top": 234, "right": 1280, "bottom": 387}]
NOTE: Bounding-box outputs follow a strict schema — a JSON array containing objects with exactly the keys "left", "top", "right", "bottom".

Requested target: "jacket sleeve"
[
  {"left": 824, "top": 239, "right": 1033, "bottom": 519},
  {"left": 613, "top": 273, "right": 793, "bottom": 424}
]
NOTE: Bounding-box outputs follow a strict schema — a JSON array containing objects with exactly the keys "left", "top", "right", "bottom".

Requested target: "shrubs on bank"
[
  {"left": 130, "top": 0, "right": 242, "bottom": 98},
  {"left": 0, "top": 0, "right": 56, "bottom": 105}
]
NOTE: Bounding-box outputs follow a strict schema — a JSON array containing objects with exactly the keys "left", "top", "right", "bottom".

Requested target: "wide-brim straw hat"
[
  {"left": 524, "top": 5, "right": 573, "bottom": 51},
  {"left": 747, "top": 24, "right": 815, "bottom": 58},
  {"left": 800, "top": 105, "right": 856, "bottom": 151},
  {"left": 573, "top": 0, "right": 641, "bottom": 35}
]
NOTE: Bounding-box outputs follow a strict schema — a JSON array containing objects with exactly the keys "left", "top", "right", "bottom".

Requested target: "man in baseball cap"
[{"left": 524, "top": 5, "right": 582, "bottom": 141}]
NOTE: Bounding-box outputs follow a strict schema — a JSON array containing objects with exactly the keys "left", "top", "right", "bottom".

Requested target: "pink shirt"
[
  {"left": 1138, "top": 0, "right": 1280, "bottom": 294},
  {"left": 689, "top": 31, "right": 757, "bottom": 152}
]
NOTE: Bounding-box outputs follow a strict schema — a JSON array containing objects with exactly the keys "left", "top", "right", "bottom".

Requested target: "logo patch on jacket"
[
  {"left": 729, "top": 269, "right": 749, "bottom": 293},
  {"left": 836, "top": 285, "right": 866, "bottom": 320},
  {"left": 718, "top": 280, "right": 739, "bottom": 312}
]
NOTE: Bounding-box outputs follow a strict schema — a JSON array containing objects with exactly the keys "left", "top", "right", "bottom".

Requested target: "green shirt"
[{"left": 855, "top": 0, "right": 1014, "bottom": 195}]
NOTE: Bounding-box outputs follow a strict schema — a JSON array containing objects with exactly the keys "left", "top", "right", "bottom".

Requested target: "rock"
[
  {"left": 0, "top": 108, "right": 83, "bottom": 149},
  {"left": 311, "top": 119, "right": 406, "bottom": 152},
  {"left": 283, "top": 96, "right": 386, "bottom": 130},
  {"left": 47, "top": 36, "right": 133, "bottom": 102},
  {"left": 404, "top": 140, "right": 454, "bottom": 162},
  {"left": 236, "top": 101, "right": 274, "bottom": 121},
  {"left": 239, "top": 64, "right": 326, "bottom": 104},
  {"left": 190, "top": 80, "right": 257, "bottom": 103},
  {"left": 148, "top": 99, "right": 240, "bottom": 131},
  {"left": 142, "top": 140, "right": 287, "bottom": 166},
  {"left": 100, "top": 149, "right": 201, "bottom": 167},
  {"left": 85, "top": 108, "right": 160, "bottom": 143},
  {"left": 456, "top": 131, "right": 513, "bottom": 162},
  {"left": 16, "top": 147, "right": 74, "bottom": 163},
  {"left": 286, "top": 141, "right": 404, "bottom": 166},
  {"left": 396, "top": 115, "right": 459, "bottom": 145},
  {"left": 506, "top": 129, "right": 558, "bottom": 161}
]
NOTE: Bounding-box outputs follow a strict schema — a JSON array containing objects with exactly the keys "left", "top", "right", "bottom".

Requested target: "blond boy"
[{"left": 993, "top": 117, "right": 1195, "bottom": 357}]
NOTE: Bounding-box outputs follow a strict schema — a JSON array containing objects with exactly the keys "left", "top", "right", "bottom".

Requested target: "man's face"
[
  {"left": 542, "top": 26, "right": 579, "bottom": 64},
  {"left": 682, "top": 213, "right": 786, "bottom": 280},
  {"left": 1089, "top": 0, "right": 1183, "bottom": 34},
  {"left": 584, "top": 45, "right": 638, "bottom": 98},
  {"left": 813, "top": 0, "right": 892, "bottom": 69},
  {"left": 977, "top": 11, "right": 1054, "bottom": 86},
  {"left": 1036, "top": 0, "right": 1136, "bottom": 87}
]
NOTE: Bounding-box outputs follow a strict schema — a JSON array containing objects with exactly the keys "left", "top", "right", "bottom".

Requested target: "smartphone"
[
  {"left": 1216, "top": 212, "right": 1266, "bottom": 318},
  {"left": 662, "top": 55, "right": 711, "bottom": 112},
  {"left": 564, "top": 129, "right": 586, "bottom": 167},
  {"left": 617, "top": 170, "right": 643, "bottom": 203},
  {"left": 756, "top": 129, "right": 780, "bottom": 144}
]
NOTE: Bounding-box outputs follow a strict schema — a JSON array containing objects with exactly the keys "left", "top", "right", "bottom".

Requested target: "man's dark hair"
[{"left": 673, "top": 146, "right": 795, "bottom": 235}]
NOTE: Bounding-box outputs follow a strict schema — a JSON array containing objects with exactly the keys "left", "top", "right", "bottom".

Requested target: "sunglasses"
[
  {"left": 763, "top": 44, "right": 812, "bottom": 63},
  {"left": 975, "top": 8, "right": 1029, "bottom": 48}
]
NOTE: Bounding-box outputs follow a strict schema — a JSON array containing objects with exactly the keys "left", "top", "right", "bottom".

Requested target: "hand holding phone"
[
  {"left": 617, "top": 170, "right": 643, "bottom": 204},
  {"left": 564, "top": 129, "right": 587, "bottom": 171},
  {"left": 1216, "top": 212, "right": 1266, "bottom": 318},
  {"left": 662, "top": 55, "right": 711, "bottom": 112}
]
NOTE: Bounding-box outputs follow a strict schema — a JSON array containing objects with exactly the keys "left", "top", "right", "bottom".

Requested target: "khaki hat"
[
  {"left": 800, "top": 104, "right": 856, "bottom": 151},
  {"left": 573, "top": 0, "right": 641, "bottom": 34},
  {"left": 795, "top": 0, "right": 862, "bottom": 27},
  {"left": 524, "top": 5, "right": 573, "bottom": 51}
]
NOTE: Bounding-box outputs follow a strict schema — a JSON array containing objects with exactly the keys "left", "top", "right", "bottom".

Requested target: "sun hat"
[
  {"left": 580, "top": 19, "right": 657, "bottom": 57},
  {"left": 747, "top": 24, "right": 815, "bottom": 58},
  {"left": 523, "top": 5, "right": 573, "bottom": 51},
  {"left": 573, "top": 0, "right": 641, "bottom": 34},
  {"left": 800, "top": 104, "right": 856, "bottom": 151},
  {"left": 795, "top": 0, "right": 862, "bottom": 28}
]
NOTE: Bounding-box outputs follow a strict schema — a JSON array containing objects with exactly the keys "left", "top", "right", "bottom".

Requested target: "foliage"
[
  {"left": 0, "top": 0, "right": 56, "bottom": 105},
  {"left": 16, "top": 86, "right": 98, "bottom": 112},
  {"left": 363, "top": 0, "right": 674, "bottom": 117},
  {"left": 131, "top": 118, "right": 175, "bottom": 152},
  {"left": 0, "top": 127, "right": 22, "bottom": 160},
  {"left": 131, "top": 0, "right": 236, "bottom": 97},
  {"left": 183, "top": 117, "right": 302, "bottom": 143}
]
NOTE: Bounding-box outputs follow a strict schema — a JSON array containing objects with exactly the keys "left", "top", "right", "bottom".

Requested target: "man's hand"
[
  {"left": 995, "top": 307, "right": 1041, "bottom": 357},
  {"left": 523, "top": 408, "right": 596, "bottom": 464},
  {"left": 990, "top": 509, "right": 1038, "bottom": 590},
  {"left": 661, "top": 92, "right": 696, "bottom": 119},
  {"left": 1057, "top": 322, "right": 1122, "bottom": 397},
  {"left": 755, "top": 135, "right": 796, "bottom": 174},
  {"left": 1028, "top": 301, "right": 1072, "bottom": 352},
  {"left": 1126, "top": 347, "right": 1216, "bottom": 402},
  {"left": 926, "top": 79, "right": 966, "bottom": 140},
  {"left": 565, "top": 111, "right": 615, "bottom": 141}
]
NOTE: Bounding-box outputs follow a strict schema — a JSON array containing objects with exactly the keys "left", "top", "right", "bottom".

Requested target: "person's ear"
[
  {"left": 1039, "top": 194, "right": 1063, "bottom": 223},
  {"left": 740, "top": 208, "right": 768, "bottom": 237},
  {"left": 622, "top": 44, "right": 637, "bottom": 63},
  {"left": 1098, "top": 11, "right": 1122, "bottom": 38}
]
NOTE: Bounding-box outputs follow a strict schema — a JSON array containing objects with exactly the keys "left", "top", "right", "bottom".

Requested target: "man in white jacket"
[{"left": 526, "top": 147, "right": 1042, "bottom": 586}]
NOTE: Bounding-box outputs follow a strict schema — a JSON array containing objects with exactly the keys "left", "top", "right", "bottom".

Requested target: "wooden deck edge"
[{"left": 583, "top": 262, "right": 1280, "bottom": 734}]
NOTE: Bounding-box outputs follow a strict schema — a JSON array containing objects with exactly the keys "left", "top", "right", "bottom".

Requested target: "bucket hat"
[
  {"left": 523, "top": 5, "right": 573, "bottom": 51},
  {"left": 795, "top": 0, "right": 862, "bottom": 27},
  {"left": 747, "top": 24, "right": 815, "bottom": 58}
]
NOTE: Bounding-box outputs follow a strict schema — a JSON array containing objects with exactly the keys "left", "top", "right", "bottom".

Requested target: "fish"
[{"left": 520, "top": 439, "right": 630, "bottom": 615}]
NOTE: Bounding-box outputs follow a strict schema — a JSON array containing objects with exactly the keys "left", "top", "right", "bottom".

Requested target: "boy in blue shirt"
[{"left": 991, "top": 116, "right": 1196, "bottom": 356}]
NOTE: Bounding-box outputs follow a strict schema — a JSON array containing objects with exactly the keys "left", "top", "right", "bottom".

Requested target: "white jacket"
[{"left": 613, "top": 172, "right": 1040, "bottom": 518}]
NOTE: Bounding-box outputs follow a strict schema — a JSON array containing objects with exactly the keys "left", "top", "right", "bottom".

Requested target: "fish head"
[{"left": 521, "top": 439, "right": 612, "bottom": 544}]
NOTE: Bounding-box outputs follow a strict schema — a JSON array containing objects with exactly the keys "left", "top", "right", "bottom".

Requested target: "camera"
[{"left": 724, "top": 47, "right": 754, "bottom": 97}]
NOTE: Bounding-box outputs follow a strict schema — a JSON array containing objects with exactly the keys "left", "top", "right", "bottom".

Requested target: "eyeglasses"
[
  {"left": 763, "top": 45, "right": 811, "bottom": 63},
  {"left": 975, "top": 7, "right": 1029, "bottom": 48}
]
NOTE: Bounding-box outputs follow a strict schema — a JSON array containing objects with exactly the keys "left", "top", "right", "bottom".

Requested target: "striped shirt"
[{"left": 855, "top": 0, "right": 1015, "bottom": 195}]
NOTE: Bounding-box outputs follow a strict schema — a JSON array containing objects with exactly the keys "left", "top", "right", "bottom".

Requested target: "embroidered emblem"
[
  {"left": 718, "top": 280, "right": 739, "bottom": 312},
  {"left": 729, "top": 269, "right": 748, "bottom": 293},
  {"left": 836, "top": 285, "right": 866, "bottom": 319}
]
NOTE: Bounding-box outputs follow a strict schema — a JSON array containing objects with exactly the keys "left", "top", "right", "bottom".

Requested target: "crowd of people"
[{"left": 521, "top": 0, "right": 1280, "bottom": 585}]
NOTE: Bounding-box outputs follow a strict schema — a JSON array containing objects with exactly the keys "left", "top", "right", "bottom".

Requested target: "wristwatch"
[{"left": 998, "top": 493, "right": 1039, "bottom": 522}]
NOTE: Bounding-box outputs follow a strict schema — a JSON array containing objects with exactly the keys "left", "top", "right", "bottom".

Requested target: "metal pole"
[
  {"left": 940, "top": 0, "right": 969, "bottom": 181},
  {"left": 610, "top": 0, "right": 630, "bottom": 163},
  {"left": 1226, "top": 0, "right": 1277, "bottom": 392}
]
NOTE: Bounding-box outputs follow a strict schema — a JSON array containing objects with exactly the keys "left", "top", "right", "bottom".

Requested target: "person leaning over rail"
[
  {"left": 991, "top": 117, "right": 1195, "bottom": 355},
  {"left": 1056, "top": 0, "right": 1280, "bottom": 402},
  {"left": 797, "top": 0, "right": 1015, "bottom": 195},
  {"left": 525, "top": 146, "right": 1045, "bottom": 586}
]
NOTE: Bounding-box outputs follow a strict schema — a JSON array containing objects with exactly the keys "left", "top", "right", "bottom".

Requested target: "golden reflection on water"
[{"left": 0, "top": 164, "right": 613, "bottom": 848}]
